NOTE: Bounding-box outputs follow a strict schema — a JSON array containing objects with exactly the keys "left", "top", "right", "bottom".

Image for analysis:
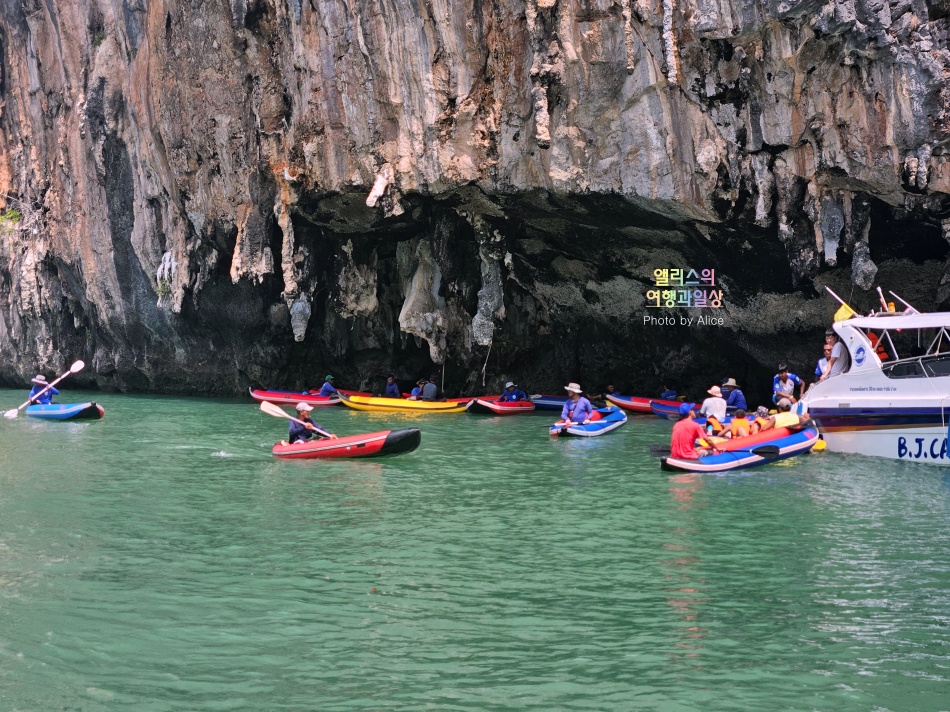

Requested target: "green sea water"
[{"left": 1, "top": 390, "right": 949, "bottom": 711}]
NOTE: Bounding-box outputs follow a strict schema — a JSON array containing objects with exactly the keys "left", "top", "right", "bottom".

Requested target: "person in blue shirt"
[
  {"left": 659, "top": 386, "right": 677, "bottom": 400},
  {"left": 721, "top": 378, "right": 747, "bottom": 410},
  {"left": 409, "top": 379, "right": 426, "bottom": 400},
  {"left": 383, "top": 375, "right": 400, "bottom": 398},
  {"left": 772, "top": 364, "right": 804, "bottom": 406},
  {"left": 28, "top": 375, "right": 58, "bottom": 405},
  {"left": 318, "top": 375, "right": 338, "bottom": 397},
  {"left": 499, "top": 381, "right": 528, "bottom": 402},
  {"left": 559, "top": 382, "right": 593, "bottom": 424},
  {"left": 288, "top": 403, "right": 335, "bottom": 443}
]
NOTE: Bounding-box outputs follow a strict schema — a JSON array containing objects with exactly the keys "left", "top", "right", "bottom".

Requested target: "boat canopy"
[{"left": 839, "top": 312, "right": 950, "bottom": 331}]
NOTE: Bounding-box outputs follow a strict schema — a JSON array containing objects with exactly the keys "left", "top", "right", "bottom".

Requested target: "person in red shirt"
[{"left": 670, "top": 403, "right": 713, "bottom": 460}]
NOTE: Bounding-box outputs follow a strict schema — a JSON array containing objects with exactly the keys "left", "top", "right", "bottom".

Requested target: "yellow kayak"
[{"left": 338, "top": 394, "right": 471, "bottom": 414}]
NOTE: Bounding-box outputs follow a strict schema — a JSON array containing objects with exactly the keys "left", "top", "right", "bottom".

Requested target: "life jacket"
[
  {"left": 728, "top": 418, "right": 750, "bottom": 437},
  {"left": 751, "top": 416, "right": 769, "bottom": 432},
  {"left": 868, "top": 332, "right": 888, "bottom": 361},
  {"left": 706, "top": 416, "right": 724, "bottom": 434}
]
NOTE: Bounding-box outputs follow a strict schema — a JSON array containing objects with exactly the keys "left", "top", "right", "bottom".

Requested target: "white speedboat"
[{"left": 802, "top": 311, "right": 950, "bottom": 465}]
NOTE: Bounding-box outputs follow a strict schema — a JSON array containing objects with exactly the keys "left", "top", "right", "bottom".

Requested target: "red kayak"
[
  {"left": 605, "top": 394, "right": 653, "bottom": 413},
  {"left": 466, "top": 398, "right": 536, "bottom": 415},
  {"left": 272, "top": 428, "right": 421, "bottom": 459},
  {"left": 249, "top": 388, "right": 371, "bottom": 406}
]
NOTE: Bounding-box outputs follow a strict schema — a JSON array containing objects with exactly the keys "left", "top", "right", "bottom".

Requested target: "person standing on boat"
[
  {"left": 384, "top": 375, "right": 400, "bottom": 398},
  {"left": 288, "top": 403, "right": 336, "bottom": 443},
  {"left": 499, "top": 381, "right": 528, "bottom": 402},
  {"left": 28, "top": 375, "right": 58, "bottom": 405},
  {"left": 772, "top": 365, "right": 804, "bottom": 406},
  {"left": 670, "top": 403, "right": 713, "bottom": 459},
  {"left": 699, "top": 385, "right": 728, "bottom": 421},
  {"left": 318, "top": 375, "right": 338, "bottom": 397},
  {"left": 560, "top": 383, "right": 593, "bottom": 425},
  {"left": 721, "top": 378, "right": 747, "bottom": 411},
  {"left": 820, "top": 330, "right": 850, "bottom": 381}
]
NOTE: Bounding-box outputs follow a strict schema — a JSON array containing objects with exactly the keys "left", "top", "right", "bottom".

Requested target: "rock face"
[{"left": 0, "top": 0, "right": 948, "bottom": 402}]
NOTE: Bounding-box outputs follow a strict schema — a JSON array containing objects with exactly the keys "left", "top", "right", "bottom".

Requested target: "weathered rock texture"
[{"left": 0, "top": 0, "right": 948, "bottom": 402}]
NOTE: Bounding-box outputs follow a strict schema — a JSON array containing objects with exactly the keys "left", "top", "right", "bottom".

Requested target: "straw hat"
[
  {"left": 723, "top": 378, "right": 740, "bottom": 388},
  {"left": 31, "top": 375, "right": 47, "bottom": 385},
  {"left": 564, "top": 382, "right": 583, "bottom": 394},
  {"left": 707, "top": 385, "right": 722, "bottom": 397},
  {"left": 295, "top": 402, "right": 314, "bottom": 412}
]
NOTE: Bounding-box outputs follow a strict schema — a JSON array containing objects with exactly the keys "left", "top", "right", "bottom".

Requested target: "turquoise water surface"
[{"left": 1, "top": 390, "right": 949, "bottom": 711}]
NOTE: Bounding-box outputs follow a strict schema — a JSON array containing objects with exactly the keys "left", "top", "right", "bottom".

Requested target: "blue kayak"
[
  {"left": 660, "top": 427, "right": 819, "bottom": 473},
  {"left": 530, "top": 394, "right": 569, "bottom": 411},
  {"left": 550, "top": 406, "right": 627, "bottom": 437},
  {"left": 25, "top": 402, "right": 105, "bottom": 421}
]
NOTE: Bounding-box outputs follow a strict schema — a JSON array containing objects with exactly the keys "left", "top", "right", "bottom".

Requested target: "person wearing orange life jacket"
[
  {"left": 724, "top": 409, "right": 750, "bottom": 439},
  {"left": 749, "top": 406, "right": 771, "bottom": 434}
]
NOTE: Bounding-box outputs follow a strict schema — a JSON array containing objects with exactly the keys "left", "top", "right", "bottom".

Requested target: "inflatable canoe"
[
  {"left": 605, "top": 394, "right": 654, "bottom": 413},
  {"left": 249, "top": 388, "right": 340, "bottom": 406},
  {"left": 339, "top": 394, "right": 470, "bottom": 414},
  {"left": 272, "top": 428, "right": 421, "bottom": 459},
  {"left": 529, "top": 394, "right": 568, "bottom": 411},
  {"left": 650, "top": 400, "right": 698, "bottom": 419},
  {"left": 466, "top": 398, "right": 536, "bottom": 415},
  {"left": 550, "top": 406, "right": 627, "bottom": 437},
  {"left": 25, "top": 402, "right": 104, "bottom": 421},
  {"left": 660, "top": 427, "right": 820, "bottom": 473}
]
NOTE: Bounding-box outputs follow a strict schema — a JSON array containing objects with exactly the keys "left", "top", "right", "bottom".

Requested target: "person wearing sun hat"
[
  {"left": 28, "top": 374, "right": 59, "bottom": 405},
  {"left": 559, "top": 382, "right": 593, "bottom": 425},
  {"left": 288, "top": 402, "right": 335, "bottom": 443},
  {"left": 721, "top": 377, "right": 747, "bottom": 410},
  {"left": 498, "top": 381, "right": 528, "bottom": 402},
  {"left": 698, "top": 384, "right": 728, "bottom": 421},
  {"left": 317, "top": 374, "right": 338, "bottom": 397}
]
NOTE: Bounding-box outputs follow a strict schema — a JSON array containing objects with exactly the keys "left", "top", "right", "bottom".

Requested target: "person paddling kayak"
[
  {"left": 317, "top": 375, "right": 338, "bottom": 397},
  {"left": 288, "top": 403, "right": 336, "bottom": 443},
  {"left": 28, "top": 375, "right": 58, "bottom": 405},
  {"left": 558, "top": 382, "right": 593, "bottom": 425}
]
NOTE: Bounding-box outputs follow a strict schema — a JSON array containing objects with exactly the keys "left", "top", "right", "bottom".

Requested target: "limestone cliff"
[{"left": 0, "top": 0, "right": 948, "bottom": 401}]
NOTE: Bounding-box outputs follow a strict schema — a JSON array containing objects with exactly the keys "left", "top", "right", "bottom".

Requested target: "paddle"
[
  {"left": 259, "top": 400, "right": 336, "bottom": 439},
  {"left": 3, "top": 360, "right": 85, "bottom": 419},
  {"left": 650, "top": 444, "right": 780, "bottom": 458}
]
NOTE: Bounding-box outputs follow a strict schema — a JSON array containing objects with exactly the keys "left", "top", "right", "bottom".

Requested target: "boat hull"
[
  {"left": 529, "top": 395, "right": 568, "bottom": 411},
  {"left": 339, "top": 394, "right": 470, "bottom": 413},
  {"left": 272, "top": 428, "right": 421, "bottom": 459},
  {"left": 249, "top": 388, "right": 340, "bottom": 406},
  {"left": 661, "top": 427, "right": 819, "bottom": 473},
  {"left": 605, "top": 394, "right": 654, "bottom": 413},
  {"left": 550, "top": 407, "right": 627, "bottom": 437},
  {"left": 466, "top": 399, "right": 536, "bottom": 415},
  {"left": 25, "top": 402, "right": 105, "bottom": 421},
  {"left": 651, "top": 400, "right": 697, "bottom": 419},
  {"left": 808, "top": 407, "right": 950, "bottom": 464}
]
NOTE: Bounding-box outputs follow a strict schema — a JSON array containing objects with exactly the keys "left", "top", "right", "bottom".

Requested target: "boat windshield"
[{"left": 882, "top": 353, "right": 950, "bottom": 379}]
